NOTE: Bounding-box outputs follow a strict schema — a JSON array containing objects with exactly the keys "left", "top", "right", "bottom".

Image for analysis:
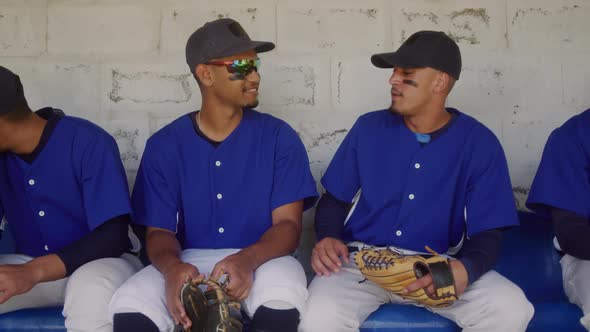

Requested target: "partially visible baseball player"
[
  {"left": 109, "top": 18, "right": 318, "bottom": 332},
  {"left": 0, "top": 66, "right": 141, "bottom": 331},
  {"left": 299, "top": 31, "right": 534, "bottom": 332},
  {"left": 526, "top": 109, "right": 590, "bottom": 331}
]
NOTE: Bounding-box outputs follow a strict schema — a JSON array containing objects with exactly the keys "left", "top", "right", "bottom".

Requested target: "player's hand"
[
  {"left": 403, "top": 259, "right": 468, "bottom": 297},
  {"left": 0, "top": 264, "right": 42, "bottom": 303},
  {"left": 210, "top": 252, "right": 256, "bottom": 301},
  {"left": 311, "top": 237, "right": 349, "bottom": 277},
  {"left": 162, "top": 262, "right": 203, "bottom": 330}
]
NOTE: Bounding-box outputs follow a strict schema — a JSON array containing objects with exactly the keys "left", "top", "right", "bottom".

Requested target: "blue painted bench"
[{"left": 0, "top": 212, "right": 584, "bottom": 331}]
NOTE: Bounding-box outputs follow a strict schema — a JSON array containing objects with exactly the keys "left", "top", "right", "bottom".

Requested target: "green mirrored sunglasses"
[{"left": 206, "top": 58, "right": 261, "bottom": 77}]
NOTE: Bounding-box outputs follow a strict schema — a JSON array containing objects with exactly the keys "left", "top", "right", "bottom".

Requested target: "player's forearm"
[
  {"left": 24, "top": 254, "right": 66, "bottom": 283},
  {"left": 56, "top": 215, "right": 131, "bottom": 276},
  {"left": 146, "top": 228, "right": 184, "bottom": 275},
  {"left": 314, "top": 192, "right": 350, "bottom": 241},
  {"left": 240, "top": 220, "right": 301, "bottom": 270},
  {"left": 456, "top": 229, "right": 502, "bottom": 285}
]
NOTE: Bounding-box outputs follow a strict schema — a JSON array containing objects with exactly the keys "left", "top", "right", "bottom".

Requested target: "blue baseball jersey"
[
  {"left": 0, "top": 110, "right": 131, "bottom": 257},
  {"left": 527, "top": 109, "right": 590, "bottom": 218},
  {"left": 132, "top": 109, "right": 318, "bottom": 249},
  {"left": 322, "top": 109, "right": 519, "bottom": 253}
]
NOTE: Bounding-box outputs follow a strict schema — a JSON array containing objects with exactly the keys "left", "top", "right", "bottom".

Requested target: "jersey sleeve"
[
  {"left": 527, "top": 128, "right": 590, "bottom": 218},
  {"left": 80, "top": 131, "right": 132, "bottom": 230},
  {"left": 465, "top": 129, "right": 519, "bottom": 235},
  {"left": 320, "top": 119, "right": 362, "bottom": 203},
  {"left": 270, "top": 124, "right": 318, "bottom": 211},
  {"left": 131, "top": 138, "right": 179, "bottom": 232}
]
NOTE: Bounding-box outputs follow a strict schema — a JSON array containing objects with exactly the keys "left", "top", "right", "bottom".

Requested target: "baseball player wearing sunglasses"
[{"left": 109, "top": 18, "right": 318, "bottom": 332}]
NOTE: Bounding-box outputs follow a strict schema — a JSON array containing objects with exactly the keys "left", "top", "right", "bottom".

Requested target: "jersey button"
[
  {"left": 38, "top": 210, "right": 45, "bottom": 217},
  {"left": 215, "top": 161, "right": 221, "bottom": 167},
  {"left": 414, "top": 163, "right": 421, "bottom": 169},
  {"left": 216, "top": 193, "right": 223, "bottom": 200},
  {"left": 408, "top": 194, "right": 415, "bottom": 200},
  {"left": 28, "top": 179, "right": 36, "bottom": 185},
  {"left": 395, "top": 230, "right": 402, "bottom": 236},
  {"left": 44, "top": 245, "right": 49, "bottom": 251},
  {"left": 218, "top": 227, "right": 225, "bottom": 233}
]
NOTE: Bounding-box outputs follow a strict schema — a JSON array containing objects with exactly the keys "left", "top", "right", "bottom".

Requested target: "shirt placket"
[
  {"left": 24, "top": 168, "right": 51, "bottom": 253},
  {"left": 392, "top": 155, "right": 425, "bottom": 245},
  {"left": 211, "top": 152, "right": 226, "bottom": 237}
]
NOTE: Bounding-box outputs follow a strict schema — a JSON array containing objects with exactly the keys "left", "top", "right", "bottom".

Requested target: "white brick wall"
[
  {"left": 101, "top": 57, "right": 197, "bottom": 114},
  {"left": 0, "top": 0, "right": 46, "bottom": 56},
  {"left": 3, "top": 0, "right": 590, "bottom": 270},
  {"left": 103, "top": 119, "right": 149, "bottom": 172},
  {"left": 331, "top": 56, "right": 391, "bottom": 112},
  {"left": 258, "top": 54, "right": 331, "bottom": 112},
  {"left": 48, "top": 1, "right": 160, "bottom": 55},
  {"left": 508, "top": 0, "right": 590, "bottom": 52},
  {"left": 161, "top": 0, "right": 276, "bottom": 53},
  {"left": 277, "top": 0, "right": 389, "bottom": 54},
  {"left": 394, "top": 0, "right": 507, "bottom": 50}
]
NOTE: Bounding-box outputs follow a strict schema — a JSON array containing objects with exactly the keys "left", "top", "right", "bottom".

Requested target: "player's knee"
[
  {"left": 259, "top": 255, "right": 306, "bottom": 283},
  {"left": 511, "top": 296, "right": 535, "bottom": 328},
  {"left": 67, "top": 258, "right": 137, "bottom": 296},
  {"left": 299, "top": 312, "right": 338, "bottom": 332},
  {"left": 63, "top": 259, "right": 138, "bottom": 332},
  {"left": 299, "top": 297, "right": 351, "bottom": 332},
  {"left": 488, "top": 284, "right": 534, "bottom": 327}
]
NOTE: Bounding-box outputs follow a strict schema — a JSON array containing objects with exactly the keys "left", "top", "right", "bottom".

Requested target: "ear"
[
  {"left": 433, "top": 72, "right": 450, "bottom": 94},
  {"left": 195, "top": 64, "right": 214, "bottom": 87}
]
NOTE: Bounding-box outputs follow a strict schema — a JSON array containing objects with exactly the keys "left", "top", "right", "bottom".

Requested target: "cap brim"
[
  {"left": 251, "top": 40, "right": 275, "bottom": 53},
  {"left": 210, "top": 40, "right": 275, "bottom": 62},
  {"left": 371, "top": 52, "right": 396, "bottom": 68},
  {"left": 230, "top": 40, "right": 275, "bottom": 56},
  {"left": 371, "top": 51, "right": 425, "bottom": 69}
]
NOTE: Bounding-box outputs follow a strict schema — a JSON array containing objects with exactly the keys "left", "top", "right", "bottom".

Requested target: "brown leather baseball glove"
[
  {"left": 180, "top": 277, "right": 243, "bottom": 332},
  {"left": 354, "top": 246, "right": 457, "bottom": 308}
]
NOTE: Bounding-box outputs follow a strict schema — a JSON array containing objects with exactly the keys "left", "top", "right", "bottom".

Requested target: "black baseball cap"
[
  {"left": 371, "top": 31, "right": 461, "bottom": 80},
  {"left": 0, "top": 66, "right": 25, "bottom": 115},
  {"left": 185, "top": 18, "right": 275, "bottom": 73}
]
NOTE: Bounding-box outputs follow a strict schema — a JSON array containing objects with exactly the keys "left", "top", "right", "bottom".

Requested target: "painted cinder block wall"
[{"left": 2, "top": 0, "right": 590, "bottom": 274}]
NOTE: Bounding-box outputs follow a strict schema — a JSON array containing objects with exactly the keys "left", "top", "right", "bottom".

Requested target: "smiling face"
[{"left": 198, "top": 50, "right": 261, "bottom": 109}]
